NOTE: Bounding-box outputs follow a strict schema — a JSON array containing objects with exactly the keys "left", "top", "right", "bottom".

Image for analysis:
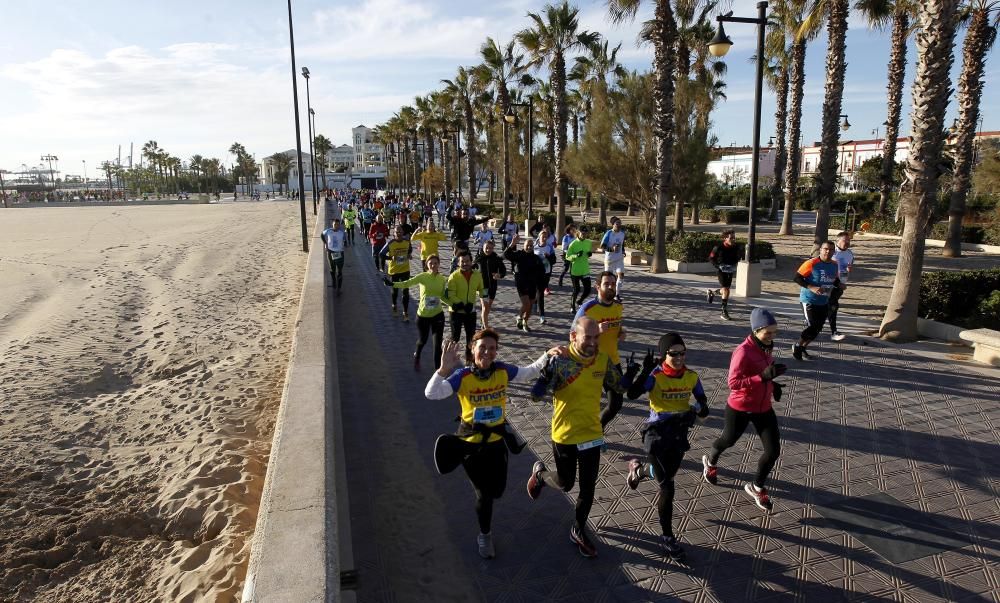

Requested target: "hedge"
[
  {"left": 719, "top": 208, "right": 769, "bottom": 225},
  {"left": 928, "top": 223, "right": 986, "bottom": 244},
  {"left": 684, "top": 207, "right": 720, "bottom": 223},
  {"left": 625, "top": 230, "right": 775, "bottom": 262},
  {"left": 919, "top": 267, "right": 1000, "bottom": 329}
]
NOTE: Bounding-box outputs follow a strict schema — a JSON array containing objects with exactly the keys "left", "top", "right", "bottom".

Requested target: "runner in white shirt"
[
  {"left": 598, "top": 217, "right": 627, "bottom": 302},
  {"left": 435, "top": 198, "right": 448, "bottom": 229},
  {"left": 474, "top": 222, "right": 495, "bottom": 252},
  {"left": 829, "top": 231, "right": 855, "bottom": 341},
  {"left": 320, "top": 217, "right": 347, "bottom": 292}
]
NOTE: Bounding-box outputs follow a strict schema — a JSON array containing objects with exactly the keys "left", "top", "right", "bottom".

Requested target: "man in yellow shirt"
[
  {"left": 411, "top": 221, "right": 448, "bottom": 268},
  {"left": 379, "top": 225, "right": 414, "bottom": 321},
  {"left": 444, "top": 251, "right": 485, "bottom": 355},
  {"left": 525, "top": 316, "right": 639, "bottom": 558}
]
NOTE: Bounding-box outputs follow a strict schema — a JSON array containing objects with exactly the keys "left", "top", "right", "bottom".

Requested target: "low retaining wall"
[
  {"left": 5, "top": 199, "right": 212, "bottom": 208},
  {"left": 241, "top": 208, "right": 335, "bottom": 601},
  {"left": 833, "top": 228, "right": 1000, "bottom": 255}
]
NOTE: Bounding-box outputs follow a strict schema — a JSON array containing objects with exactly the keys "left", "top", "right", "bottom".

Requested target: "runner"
[
  {"left": 829, "top": 231, "right": 854, "bottom": 341},
  {"left": 624, "top": 333, "right": 710, "bottom": 562},
  {"left": 444, "top": 250, "right": 485, "bottom": 354},
  {"left": 379, "top": 225, "right": 414, "bottom": 321},
  {"left": 576, "top": 271, "right": 626, "bottom": 424},
  {"left": 475, "top": 239, "right": 507, "bottom": 329},
  {"left": 701, "top": 308, "right": 786, "bottom": 512},
  {"left": 320, "top": 217, "right": 346, "bottom": 292},
  {"left": 792, "top": 240, "right": 841, "bottom": 360},
  {"left": 473, "top": 221, "right": 496, "bottom": 253},
  {"left": 565, "top": 226, "right": 594, "bottom": 312},
  {"left": 367, "top": 214, "right": 390, "bottom": 272},
  {"left": 448, "top": 207, "right": 490, "bottom": 248},
  {"left": 360, "top": 204, "right": 376, "bottom": 242},
  {"left": 424, "top": 332, "right": 551, "bottom": 559},
  {"left": 342, "top": 204, "right": 357, "bottom": 246},
  {"left": 557, "top": 225, "right": 575, "bottom": 288},
  {"left": 525, "top": 316, "right": 639, "bottom": 558},
  {"left": 504, "top": 234, "right": 546, "bottom": 332},
  {"left": 500, "top": 214, "right": 519, "bottom": 260},
  {"left": 708, "top": 229, "right": 740, "bottom": 321},
  {"left": 411, "top": 221, "right": 448, "bottom": 269},
  {"left": 598, "top": 218, "right": 626, "bottom": 302},
  {"left": 385, "top": 254, "right": 447, "bottom": 370},
  {"left": 534, "top": 226, "right": 556, "bottom": 321}
]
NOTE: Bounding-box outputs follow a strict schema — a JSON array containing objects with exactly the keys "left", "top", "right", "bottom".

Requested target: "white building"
[
  {"left": 329, "top": 144, "right": 354, "bottom": 173},
  {"left": 707, "top": 149, "right": 776, "bottom": 188},
  {"left": 351, "top": 125, "right": 387, "bottom": 188}
]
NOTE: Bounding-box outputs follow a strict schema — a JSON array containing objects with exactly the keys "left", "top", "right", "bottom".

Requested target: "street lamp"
[
  {"left": 301, "top": 67, "right": 318, "bottom": 215},
  {"left": 506, "top": 100, "right": 533, "bottom": 216},
  {"left": 41, "top": 154, "right": 58, "bottom": 191},
  {"left": 840, "top": 114, "right": 851, "bottom": 131},
  {"left": 287, "top": 0, "right": 309, "bottom": 252},
  {"left": 709, "top": 1, "right": 767, "bottom": 297}
]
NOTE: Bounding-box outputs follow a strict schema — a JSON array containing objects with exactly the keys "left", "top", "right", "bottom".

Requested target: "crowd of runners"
[{"left": 321, "top": 188, "right": 856, "bottom": 562}]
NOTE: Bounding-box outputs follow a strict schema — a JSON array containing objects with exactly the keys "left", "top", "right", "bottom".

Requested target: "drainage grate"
[{"left": 813, "top": 492, "right": 971, "bottom": 564}]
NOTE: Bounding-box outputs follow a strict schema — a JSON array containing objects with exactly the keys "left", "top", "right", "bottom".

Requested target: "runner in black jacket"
[
  {"left": 476, "top": 240, "right": 507, "bottom": 329},
  {"left": 708, "top": 229, "right": 740, "bottom": 321},
  {"left": 504, "top": 234, "right": 545, "bottom": 332}
]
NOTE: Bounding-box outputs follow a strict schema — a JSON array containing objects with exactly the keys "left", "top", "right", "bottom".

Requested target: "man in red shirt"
[{"left": 368, "top": 214, "right": 390, "bottom": 271}]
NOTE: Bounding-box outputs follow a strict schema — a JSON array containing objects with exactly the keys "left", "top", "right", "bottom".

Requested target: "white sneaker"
[
  {"left": 538, "top": 316, "right": 546, "bottom": 324},
  {"left": 831, "top": 331, "right": 846, "bottom": 341},
  {"left": 477, "top": 532, "right": 495, "bottom": 559}
]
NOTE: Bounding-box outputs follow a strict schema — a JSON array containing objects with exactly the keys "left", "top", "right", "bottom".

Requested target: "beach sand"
[{"left": 0, "top": 202, "right": 314, "bottom": 601}]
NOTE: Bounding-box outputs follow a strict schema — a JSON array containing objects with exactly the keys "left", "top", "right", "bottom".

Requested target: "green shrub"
[
  {"left": 983, "top": 222, "right": 1000, "bottom": 246},
  {"left": 860, "top": 214, "right": 902, "bottom": 235},
  {"left": 928, "top": 223, "right": 986, "bottom": 244},
  {"left": 719, "top": 208, "right": 769, "bottom": 224},
  {"left": 656, "top": 230, "right": 776, "bottom": 262},
  {"left": 919, "top": 268, "right": 1000, "bottom": 329},
  {"left": 684, "top": 207, "right": 720, "bottom": 222}
]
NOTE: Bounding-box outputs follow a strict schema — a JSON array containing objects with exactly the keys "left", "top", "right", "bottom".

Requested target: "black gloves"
[
  {"left": 773, "top": 382, "right": 784, "bottom": 402},
  {"left": 694, "top": 396, "right": 710, "bottom": 418},
  {"left": 760, "top": 363, "right": 787, "bottom": 381},
  {"left": 381, "top": 275, "right": 392, "bottom": 287}
]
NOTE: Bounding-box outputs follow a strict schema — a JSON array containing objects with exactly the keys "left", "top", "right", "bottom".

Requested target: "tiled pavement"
[{"left": 331, "top": 236, "right": 1000, "bottom": 603}]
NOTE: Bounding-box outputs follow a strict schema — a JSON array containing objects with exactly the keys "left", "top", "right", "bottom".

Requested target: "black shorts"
[
  {"left": 486, "top": 282, "right": 498, "bottom": 300},
  {"left": 390, "top": 271, "right": 411, "bottom": 283},
  {"left": 515, "top": 279, "right": 537, "bottom": 299},
  {"left": 462, "top": 439, "right": 508, "bottom": 499},
  {"left": 717, "top": 268, "right": 735, "bottom": 289}
]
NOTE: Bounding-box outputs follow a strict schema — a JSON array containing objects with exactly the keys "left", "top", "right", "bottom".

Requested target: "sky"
[{"left": 1, "top": 0, "right": 997, "bottom": 180}]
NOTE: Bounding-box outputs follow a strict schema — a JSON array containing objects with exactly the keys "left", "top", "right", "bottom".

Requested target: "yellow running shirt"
[
  {"left": 383, "top": 239, "right": 412, "bottom": 275},
  {"left": 412, "top": 231, "right": 447, "bottom": 260},
  {"left": 576, "top": 298, "right": 623, "bottom": 365},
  {"left": 542, "top": 348, "right": 620, "bottom": 445},
  {"left": 445, "top": 363, "right": 520, "bottom": 443}
]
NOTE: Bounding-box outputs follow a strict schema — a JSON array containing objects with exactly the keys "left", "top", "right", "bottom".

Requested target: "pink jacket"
[{"left": 727, "top": 335, "right": 775, "bottom": 413}]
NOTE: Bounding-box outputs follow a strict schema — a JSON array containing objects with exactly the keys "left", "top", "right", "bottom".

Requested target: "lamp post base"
[{"left": 735, "top": 260, "right": 763, "bottom": 298}]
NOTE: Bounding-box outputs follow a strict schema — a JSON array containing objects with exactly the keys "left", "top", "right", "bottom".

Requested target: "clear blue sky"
[{"left": 1, "top": 0, "right": 996, "bottom": 178}]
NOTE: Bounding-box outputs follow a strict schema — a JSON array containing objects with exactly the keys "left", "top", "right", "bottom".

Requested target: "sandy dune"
[{"left": 0, "top": 202, "right": 313, "bottom": 601}]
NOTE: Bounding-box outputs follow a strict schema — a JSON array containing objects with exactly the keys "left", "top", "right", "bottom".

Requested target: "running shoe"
[
  {"left": 661, "top": 535, "right": 687, "bottom": 562},
  {"left": 527, "top": 461, "right": 546, "bottom": 500},
  {"left": 707, "top": 289, "right": 715, "bottom": 304},
  {"left": 831, "top": 331, "right": 845, "bottom": 341},
  {"left": 538, "top": 315, "right": 546, "bottom": 325},
  {"left": 791, "top": 344, "right": 804, "bottom": 361},
  {"left": 721, "top": 309, "right": 732, "bottom": 321},
  {"left": 403, "top": 312, "right": 410, "bottom": 323},
  {"left": 626, "top": 458, "right": 643, "bottom": 490},
  {"left": 744, "top": 483, "right": 774, "bottom": 512},
  {"left": 391, "top": 305, "right": 398, "bottom": 317},
  {"left": 522, "top": 322, "right": 532, "bottom": 333},
  {"left": 477, "top": 532, "right": 495, "bottom": 559},
  {"left": 516, "top": 317, "right": 524, "bottom": 330},
  {"left": 570, "top": 525, "right": 598, "bottom": 558},
  {"left": 701, "top": 455, "right": 718, "bottom": 485},
  {"left": 413, "top": 353, "right": 420, "bottom": 372},
  {"left": 801, "top": 347, "right": 812, "bottom": 360}
]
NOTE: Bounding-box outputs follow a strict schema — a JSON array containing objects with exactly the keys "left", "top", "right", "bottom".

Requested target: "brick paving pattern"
[{"left": 332, "top": 235, "right": 1000, "bottom": 603}]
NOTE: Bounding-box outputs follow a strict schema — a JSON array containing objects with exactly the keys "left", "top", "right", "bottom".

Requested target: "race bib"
[
  {"left": 330, "top": 251, "right": 343, "bottom": 259},
  {"left": 473, "top": 406, "right": 502, "bottom": 423},
  {"left": 818, "top": 286, "right": 833, "bottom": 296},
  {"left": 719, "top": 264, "right": 737, "bottom": 274},
  {"left": 577, "top": 438, "right": 604, "bottom": 451},
  {"left": 394, "top": 254, "right": 407, "bottom": 263},
  {"left": 425, "top": 296, "right": 440, "bottom": 309}
]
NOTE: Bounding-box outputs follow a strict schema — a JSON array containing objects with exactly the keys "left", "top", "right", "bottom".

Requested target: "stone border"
[
  {"left": 241, "top": 207, "right": 333, "bottom": 602},
  {"left": 829, "top": 228, "right": 1000, "bottom": 255}
]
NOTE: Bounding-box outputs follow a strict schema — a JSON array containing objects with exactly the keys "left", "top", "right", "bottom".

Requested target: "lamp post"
[
  {"left": 287, "top": 0, "right": 309, "bottom": 252},
  {"left": 709, "top": 1, "right": 767, "bottom": 296},
  {"left": 301, "top": 67, "right": 318, "bottom": 215},
  {"left": 505, "top": 99, "right": 533, "bottom": 216},
  {"left": 414, "top": 141, "right": 426, "bottom": 198},
  {"left": 41, "top": 154, "right": 58, "bottom": 191}
]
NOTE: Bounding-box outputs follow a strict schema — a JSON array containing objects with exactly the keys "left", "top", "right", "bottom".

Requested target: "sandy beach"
[{"left": 0, "top": 202, "right": 313, "bottom": 601}]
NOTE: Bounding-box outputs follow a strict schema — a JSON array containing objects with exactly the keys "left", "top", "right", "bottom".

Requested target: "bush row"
[{"left": 920, "top": 268, "right": 1000, "bottom": 330}]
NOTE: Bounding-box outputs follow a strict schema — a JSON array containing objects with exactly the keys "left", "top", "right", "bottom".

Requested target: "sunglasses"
[{"left": 666, "top": 351, "right": 686, "bottom": 358}]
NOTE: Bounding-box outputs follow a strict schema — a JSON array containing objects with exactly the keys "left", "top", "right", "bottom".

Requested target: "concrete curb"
[
  {"left": 241, "top": 207, "right": 331, "bottom": 602},
  {"left": 830, "top": 228, "right": 1000, "bottom": 255}
]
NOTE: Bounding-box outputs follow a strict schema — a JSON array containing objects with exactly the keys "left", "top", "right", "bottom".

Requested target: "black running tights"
[
  {"left": 709, "top": 406, "right": 781, "bottom": 489},
  {"left": 647, "top": 442, "right": 684, "bottom": 537},
  {"left": 390, "top": 272, "right": 410, "bottom": 313},
  {"left": 571, "top": 275, "right": 591, "bottom": 307},
  {"left": 462, "top": 440, "right": 508, "bottom": 533},
  {"left": 415, "top": 313, "right": 445, "bottom": 368},
  {"left": 540, "top": 443, "right": 601, "bottom": 531}
]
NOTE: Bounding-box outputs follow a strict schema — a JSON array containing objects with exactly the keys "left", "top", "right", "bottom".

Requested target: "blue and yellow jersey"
[
  {"left": 382, "top": 239, "right": 413, "bottom": 275},
  {"left": 642, "top": 366, "right": 704, "bottom": 418},
  {"left": 576, "top": 299, "right": 624, "bottom": 365},
  {"left": 446, "top": 363, "right": 520, "bottom": 443},
  {"left": 797, "top": 257, "right": 839, "bottom": 305}
]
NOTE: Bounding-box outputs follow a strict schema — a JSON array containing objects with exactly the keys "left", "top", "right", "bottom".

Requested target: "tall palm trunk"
[
  {"left": 464, "top": 99, "right": 477, "bottom": 200},
  {"left": 781, "top": 39, "right": 806, "bottom": 235},
  {"left": 554, "top": 50, "right": 569, "bottom": 242},
  {"left": 880, "top": 0, "right": 960, "bottom": 341},
  {"left": 813, "top": 0, "right": 850, "bottom": 252},
  {"left": 770, "top": 64, "right": 789, "bottom": 220},
  {"left": 547, "top": 114, "right": 556, "bottom": 212},
  {"left": 651, "top": 0, "right": 678, "bottom": 273},
  {"left": 943, "top": 6, "right": 992, "bottom": 258},
  {"left": 426, "top": 134, "right": 436, "bottom": 199},
  {"left": 878, "top": 11, "right": 909, "bottom": 215},
  {"left": 502, "top": 123, "right": 511, "bottom": 215}
]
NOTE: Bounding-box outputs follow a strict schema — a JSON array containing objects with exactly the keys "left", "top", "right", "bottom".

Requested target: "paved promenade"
[{"left": 330, "top": 237, "right": 999, "bottom": 603}]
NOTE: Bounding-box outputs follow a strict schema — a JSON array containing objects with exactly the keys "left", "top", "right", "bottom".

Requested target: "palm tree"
[
  {"left": 608, "top": 0, "right": 678, "bottom": 272},
  {"left": 765, "top": 26, "right": 791, "bottom": 221},
  {"left": 778, "top": 0, "right": 819, "bottom": 236},
  {"left": 189, "top": 154, "right": 204, "bottom": 192},
  {"left": 269, "top": 152, "right": 293, "bottom": 195},
  {"left": 880, "top": 0, "right": 961, "bottom": 341},
  {"left": 807, "top": 0, "right": 851, "bottom": 251},
  {"left": 475, "top": 37, "right": 530, "bottom": 217},
  {"left": 856, "top": 0, "right": 919, "bottom": 215},
  {"left": 142, "top": 140, "right": 160, "bottom": 189},
  {"left": 442, "top": 66, "right": 483, "bottom": 201},
  {"left": 942, "top": 0, "right": 999, "bottom": 257},
  {"left": 517, "top": 1, "right": 600, "bottom": 242},
  {"left": 313, "top": 134, "right": 332, "bottom": 193}
]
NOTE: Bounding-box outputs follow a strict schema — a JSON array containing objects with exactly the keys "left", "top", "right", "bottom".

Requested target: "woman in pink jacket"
[{"left": 701, "top": 308, "right": 786, "bottom": 512}]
